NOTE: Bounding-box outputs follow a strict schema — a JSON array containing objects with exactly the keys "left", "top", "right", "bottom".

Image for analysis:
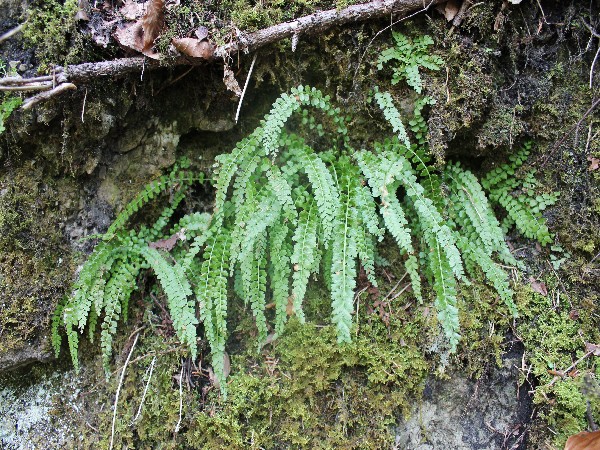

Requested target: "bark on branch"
[{"left": 6, "top": 0, "right": 444, "bottom": 107}]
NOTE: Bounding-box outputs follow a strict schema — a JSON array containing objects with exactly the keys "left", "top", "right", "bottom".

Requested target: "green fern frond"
[
  {"left": 482, "top": 142, "right": 557, "bottom": 246},
  {"left": 139, "top": 246, "right": 198, "bottom": 356},
  {"left": 377, "top": 32, "right": 443, "bottom": 94},
  {"left": 290, "top": 199, "right": 319, "bottom": 322},
  {"left": 330, "top": 169, "right": 358, "bottom": 344},
  {"left": 295, "top": 144, "right": 340, "bottom": 245},
  {"left": 240, "top": 229, "right": 269, "bottom": 345},
  {"left": 373, "top": 89, "right": 410, "bottom": 148},
  {"left": 196, "top": 231, "right": 231, "bottom": 395},
  {"left": 430, "top": 244, "right": 460, "bottom": 351},
  {"left": 268, "top": 221, "right": 292, "bottom": 335}
]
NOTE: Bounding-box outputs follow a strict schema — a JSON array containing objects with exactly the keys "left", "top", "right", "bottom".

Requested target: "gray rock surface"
[{"left": 396, "top": 351, "right": 530, "bottom": 449}]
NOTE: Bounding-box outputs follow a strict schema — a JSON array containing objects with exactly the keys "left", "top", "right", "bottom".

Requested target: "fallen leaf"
[
  {"left": 149, "top": 229, "right": 186, "bottom": 251},
  {"left": 114, "top": 21, "right": 145, "bottom": 54},
  {"left": 223, "top": 352, "right": 231, "bottom": 378},
  {"left": 444, "top": 0, "right": 460, "bottom": 21},
  {"left": 142, "top": 0, "right": 165, "bottom": 55},
  {"left": 564, "top": 430, "right": 600, "bottom": 450},
  {"left": 207, "top": 353, "right": 230, "bottom": 391},
  {"left": 223, "top": 65, "right": 242, "bottom": 96},
  {"left": 194, "top": 26, "right": 209, "bottom": 41},
  {"left": 172, "top": 37, "right": 215, "bottom": 59},
  {"left": 588, "top": 155, "right": 600, "bottom": 171},
  {"left": 286, "top": 296, "right": 295, "bottom": 316},
  {"left": 529, "top": 276, "right": 547, "bottom": 296},
  {"left": 585, "top": 342, "right": 600, "bottom": 356}
]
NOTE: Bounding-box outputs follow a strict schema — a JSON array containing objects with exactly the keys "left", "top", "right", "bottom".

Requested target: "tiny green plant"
[
  {"left": 0, "top": 96, "right": 22, "bottom": 134},
  {"left": 376, "top": 32, "right": 444, "bottom": 93}
]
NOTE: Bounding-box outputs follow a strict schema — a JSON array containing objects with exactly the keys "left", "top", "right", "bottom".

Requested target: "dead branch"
[
  {"left": 2, "top": 0, "right": 443, "bottom": 109},
  {"left": 215, "top": 0, "right": 446, "bottom": 58}
]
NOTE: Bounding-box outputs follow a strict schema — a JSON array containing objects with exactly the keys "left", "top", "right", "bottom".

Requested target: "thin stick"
[
  {"left": 81, "top": 88, "right": 88, "bottom": 123},
  {"left": 109, "top": 333, "right": 140, "bottom": 450},
  {"left": 0, "top": 75, "right": 53, "bottom": 85},
  {"left": 383, "top": 270, "right": 408, "bottom": 301},
  {"left": 0, "top": 23, "right": 26, "bottom": 45},
  {"left": 132, "top": 355, "right": 156, "bottom": 424},
  {"left": 590, "top": 44, "right": 600, "bottom": 89},
  {"left": 0, "top": 83, "right": 52, "bottom": 92},
  {"left": 235, "top": 53, "right": 257, "bottom": 123},
  {"left": 174, "top": 358, "right": 184, "bottom": 434},
  {"left": 21, "top": 83, "right": 77, "bottom": 110},
  {"left": 546, "top": 350, "right": 593, "bottom": 387}
]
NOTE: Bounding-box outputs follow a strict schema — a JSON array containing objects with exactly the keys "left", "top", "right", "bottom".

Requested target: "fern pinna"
[{"left": 54, "top": 82, "right": 556, "bottom": 396}]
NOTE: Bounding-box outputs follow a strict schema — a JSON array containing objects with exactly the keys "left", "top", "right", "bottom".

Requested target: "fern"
[
  {"left": 481, "top": 142, "right": 558, "bottom": 246},
  {"left": 377, "top": 32, "right": 443, "bottom": 94},
  {"left": 54, "top": 76, "right": 557, "bottom": 397},
  {"left": 55, "top": 160, "right": 204, "bottom": 372}
]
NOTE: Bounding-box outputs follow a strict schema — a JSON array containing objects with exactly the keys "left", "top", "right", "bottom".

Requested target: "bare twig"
[
  {"left": 132, "top": 355, "right": 156, "bottom": 424},
  {"left": 546, "top": 350, "right": 593, "bottom": 388},
  {"left": 0, "top": 83, "right": 53, "bottom": 92},
  {"left": 216, "top": 0, "right": 445, "bottom": 58},
  {"left": 383, "top": 270, "right": 409, "bottom": 301},
  {"left": 8, "top": 0, "right": 442, "bottom": 90},
  {"left": 174, "top": 358, "right": 184, "bottom": 434},
  {"left": 0, "top": 23, "right": 26, "bottom": 45},
  {"left": 590, "top": 44, "right": 600, "bottom": 89},
  {"left": 110, "top": 332, "right": 140, "bottom": 450},
  {"left": 235, "top": 53, "right": 257, "bottom": 123},
  {"left": 581, "top": 19, "right": 600, "bottom": 39},
  {"left": 21, "top": 83, "right": 77, "bottom": 110},
  {"left": 0, "top": 75, "right": 53, "bottom": 85}
]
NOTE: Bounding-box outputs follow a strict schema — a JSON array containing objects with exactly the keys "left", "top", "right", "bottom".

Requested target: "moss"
[
  {"left": 0, "top": 167, "right": 74, "bottom": 355},
  {"left": 514, "top": 284, "right": 599, "bottom": 448},
  {"left": 22, "top": 0, "right": 81, "bottom": 71}
]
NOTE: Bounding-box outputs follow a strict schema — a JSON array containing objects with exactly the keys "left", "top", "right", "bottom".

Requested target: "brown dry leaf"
[
  {"left": 585, "top": 342, "right": 600, "bottom": 356},
  {"left": 564, "top": 430, "right": 600, "bottom": 450},
  {"left": 286, "top": 296, "right": 295, "bottom": 316},
  {"left": 529, "top": 276, "right": 548, "bottom": 296},
  {"left": 114, "top": 21, "right": 145, "bottom": 53},
  {"left": 223, "top": 65, "right": 242, "bottom": 96},
  {"left": 149, "top": 229, "right": 186, "bottom": 251},
  {"left": 588, "top": 155, "right": 600, "bottom": 171},
  {"left": 172, "top": 37, "right": 215, "bottom": 59},
  {"left": 444, "top": 0, "right": 460, "bottom": 21},
  {"left": 141, "top": 0, "right": 165, "bottom": 55}
]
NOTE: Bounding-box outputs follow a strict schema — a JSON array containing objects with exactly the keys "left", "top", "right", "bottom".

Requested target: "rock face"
[
  {"left": 396, "top": 350, "right": 531, "bottom": 449},
  {"left": 0, "top": 0, "right": 598, "bottom": 448}
]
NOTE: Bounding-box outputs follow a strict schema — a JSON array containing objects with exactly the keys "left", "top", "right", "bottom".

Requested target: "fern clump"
[
  {"left": 54, "top": 159, "right": 205, "bottom": 373},
  {"left": 54, "top": 36, "right": 558, "bottom": 396}
]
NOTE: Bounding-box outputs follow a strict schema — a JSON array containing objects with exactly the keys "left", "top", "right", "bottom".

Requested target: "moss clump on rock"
[{"left": 0, "top": 167, "right": 73, "bottom": 366}]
